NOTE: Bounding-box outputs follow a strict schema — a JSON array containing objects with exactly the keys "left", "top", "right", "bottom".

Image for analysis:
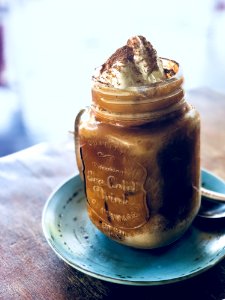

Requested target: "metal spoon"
[{"left": 198, "top": 169, "right": 225, "bottom": 218}]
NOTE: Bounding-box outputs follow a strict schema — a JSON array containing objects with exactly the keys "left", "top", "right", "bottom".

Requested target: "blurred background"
[{"left": 0, "top": 0, "right": 225, "bottom": 156}]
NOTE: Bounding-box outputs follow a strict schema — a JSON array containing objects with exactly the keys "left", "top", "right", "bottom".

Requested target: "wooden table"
[{"left": 0, "top": 88, "right": 225, "bottom": 300}]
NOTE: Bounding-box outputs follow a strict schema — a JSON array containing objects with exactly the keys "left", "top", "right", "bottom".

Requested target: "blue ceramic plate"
[{"left": 42, "top": 170, "right": 225, "bottom": 286}]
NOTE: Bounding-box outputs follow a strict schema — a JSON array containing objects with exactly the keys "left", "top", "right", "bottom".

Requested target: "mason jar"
[{"left": 75, "top": 58, "right": 201, "bottom": 249}]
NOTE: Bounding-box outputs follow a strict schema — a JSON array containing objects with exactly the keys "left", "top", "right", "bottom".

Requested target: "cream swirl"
[{"left": 93, "top": 35, "right": 166, "bottom": 89}]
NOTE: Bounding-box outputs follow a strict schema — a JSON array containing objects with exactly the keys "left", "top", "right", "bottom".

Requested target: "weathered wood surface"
[{"left": 0, "top": 88, "right": 225, "bottom": 300}]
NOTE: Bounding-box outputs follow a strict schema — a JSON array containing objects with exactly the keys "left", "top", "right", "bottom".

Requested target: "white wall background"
[{"left": 2, "top": 0, "right": 225, "bottom": 143}]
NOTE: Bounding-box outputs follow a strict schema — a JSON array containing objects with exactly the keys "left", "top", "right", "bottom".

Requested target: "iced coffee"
[{"left": 75, "top": 36, "right": 200, "bottom": 249}]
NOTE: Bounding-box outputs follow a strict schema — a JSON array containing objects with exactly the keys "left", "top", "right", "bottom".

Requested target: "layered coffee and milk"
[{"left": 75, "top": 36, "right": 200, "bottom": 249}]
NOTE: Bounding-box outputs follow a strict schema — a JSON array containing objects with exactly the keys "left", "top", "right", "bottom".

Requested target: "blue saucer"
[{"left": 42, "top": 170, "right": 225, "bottom": 285}]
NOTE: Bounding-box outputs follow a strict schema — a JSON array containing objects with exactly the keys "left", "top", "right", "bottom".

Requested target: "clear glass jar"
[{"left": 75, "top": 58, "right": 201, "bottom": 249}]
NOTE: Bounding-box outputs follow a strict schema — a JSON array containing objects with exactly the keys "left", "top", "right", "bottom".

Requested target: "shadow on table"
[{"left": 62, "top": 259, "right": 225, "bottom": 300}]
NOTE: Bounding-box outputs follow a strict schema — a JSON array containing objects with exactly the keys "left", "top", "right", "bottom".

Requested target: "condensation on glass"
[{"left": 75, "top": 59, "right": 201, "bottom": 249}]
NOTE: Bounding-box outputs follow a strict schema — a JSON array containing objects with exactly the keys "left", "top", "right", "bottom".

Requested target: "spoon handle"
[{"left": 201, "top": 187, "right": 225, "bottom": 203}]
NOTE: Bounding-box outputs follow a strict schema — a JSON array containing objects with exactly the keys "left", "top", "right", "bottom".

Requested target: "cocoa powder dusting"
[
  {"left": 100, "top": 45, "right": 134, "bottom": 74},
  {"left": 100, "top": 35, "right": 160, "bottom": 75},
  {"left": 127, "top": 35, "right": 159, "bottom": 73}
]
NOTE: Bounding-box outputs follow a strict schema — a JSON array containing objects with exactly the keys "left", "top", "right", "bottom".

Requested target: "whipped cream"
[{"left": 93, "top": 36, "right": 166, "bottom": 89}]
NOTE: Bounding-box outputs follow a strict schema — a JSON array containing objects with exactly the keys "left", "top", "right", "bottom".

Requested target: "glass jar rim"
[
  {"left": 91, "top": 58, "right": 186, "bottom": 126},
  {"left": 92, "top": 57, "right": 182, "bottom": 94}
]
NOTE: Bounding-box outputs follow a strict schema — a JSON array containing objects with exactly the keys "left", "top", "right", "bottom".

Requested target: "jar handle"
[{"left": 74, "top": 109, "right": 85, "bottom": 180}]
